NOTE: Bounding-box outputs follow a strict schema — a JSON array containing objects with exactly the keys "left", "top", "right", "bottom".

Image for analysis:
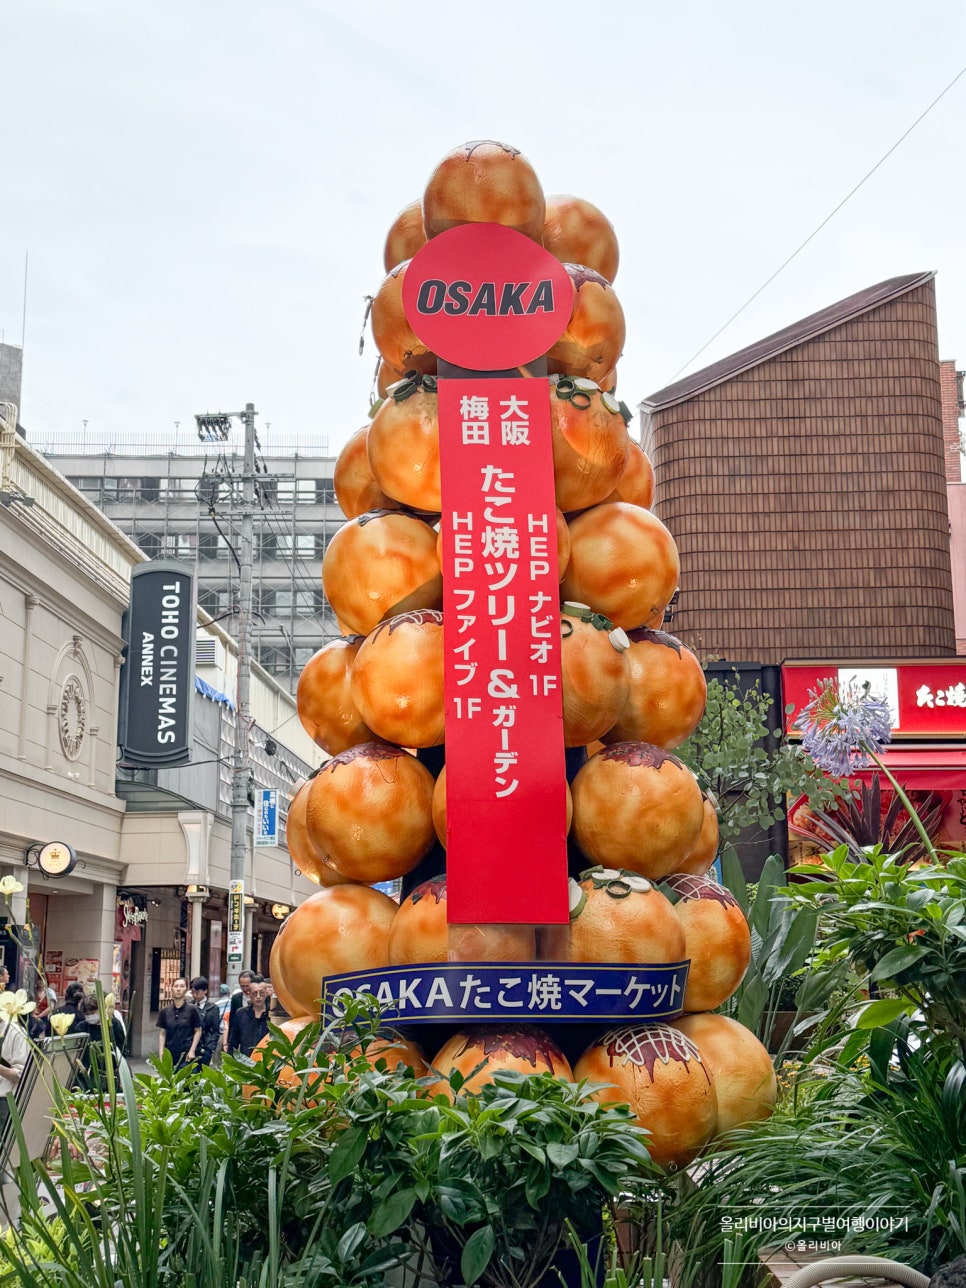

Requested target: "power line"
[{"left": 667, "top": 62, "right": 966, "bottom": 384}]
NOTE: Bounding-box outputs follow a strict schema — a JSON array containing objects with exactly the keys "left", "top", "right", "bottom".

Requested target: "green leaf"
[
  {"left": 867, "top": 1024, "right": 898, "bottom": 1083},
  {"left": 855, "top": 998, "right": 916, "bottom": 1029},
  {"left": 438, "top": 1184, "right": 471, "bottom": 1224},
  {"left": 336, "top": 1222, "right": 367, "bottom": 1265},
  {"left": 836, "top": 1026, "right": 871, "bottom": 1067},
  {"left": 525, "top": 1166, "right": 552, "bottom": 1206},
  {"left": 719, "top": 846, "right": 749, "bottom": 916},
  {"left": 546, "top": 1141, "right": 580, "bottom": 1168},
  {"left": 461, "top": 1225, "right": 495, "bottom": 1285},
  {"left": 869, "top": 943, "right": 929, "bottom": 982},
  {"left": 760, "top": 906, "right": 817, "bottom": 984},
  {"left": 942, "top": 1061, "right": 966, "bottom": 1123},
  {"left": 736, "top": 969, "right": 768, "bottom": 1030},
  {"left": 328, "top": 1125, "right": 368, "bottom": 1185},
  {"left": 479, "top": 1131, "right": 503, "bottom": 1160},
  {"left": 750, "top": 856, "right": 785, "bottom": 937},
  {"left": 368, "top": 1187, "right": 417, "bottom": 1238}
]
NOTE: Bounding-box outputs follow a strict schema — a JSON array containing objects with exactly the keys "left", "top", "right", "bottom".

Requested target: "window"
[
  {"left": 257, "top": 533, "right": 278, "bottom": 560},
  {"left": 299, "top": 589, "right": 324, "bottom": 617},
  {"left": 254, "top": 588, "right": 276, "bottom": 616},
  {"left": 316, "top": 480, "right": 336, "bottom": 504},
  {"left": 67, "top": 476, "right": 103, "bottom": 499},
  {"left": 276, "top": 534, "right": 323, "bottom": 560},
  {"left": 198, "top": 588, "right": 224, "bottom": 615},
  {"left": 139, "top": 477, "right": 161, "bottom": 503},
  {"left": 198, "top": 533, "right": 227, "bottom": 561},
  {"left": 257, "top": 479, "right": 278, "bottom": 505},
  {"left": 294, "top": 646, "right": 315, "bottom": 671},
  {"left": 163, "top": 477, "right": 202, "bottom": 502},
  {"left": 101, "top": 477, "right": 141, "bottom": 503},
  {"left": 277, "top": 478, "right": 322, "bottom": 504},
  {"left": 171, "top": 533, "right": 196, "bottom": 559},
  {"left": 258, "top": 644, "right": 291, "bottom": 673},
  {"left": 275, "top": 589, "right": 323, "bottom": 617},
  {"left": 137, "top": 532, "right": 162, "bottom": 558}
]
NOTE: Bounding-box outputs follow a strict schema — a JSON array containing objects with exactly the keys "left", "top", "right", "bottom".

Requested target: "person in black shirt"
[
  {"left": 228, "top": 975, "right": 270, "bottom": 1058},
  {"left": 50, "top": 982, "right": 87, "bottom": 1036},
  {"left": 225, "top": 969, "right": 253, "bottom": 1048},
  {"left": 156, "top": 978, "right": 202, "bottom": 1068},
  {"left": 189, "top": 976, "right": 223, "bottom": 1067}
]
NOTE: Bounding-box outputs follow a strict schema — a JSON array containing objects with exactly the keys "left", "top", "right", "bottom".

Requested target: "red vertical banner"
[{"left": 439, "top": 376, "right": 569, "bottom": 925}]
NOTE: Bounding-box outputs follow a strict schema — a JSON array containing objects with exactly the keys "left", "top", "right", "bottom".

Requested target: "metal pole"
[
  {"left": 189, "top": 898, "right": 203, "bottom": 980},
  {"left": 228, "top": 401, "right": 257, "bottom": 990}
]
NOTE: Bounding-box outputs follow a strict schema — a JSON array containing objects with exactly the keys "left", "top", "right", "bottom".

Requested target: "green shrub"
[
  {"left": 0, "top": 999, "right": 658, "bottom": 1287},
  {"left": 670, "top": 1041, "right": 966, "bottom": 1283}
]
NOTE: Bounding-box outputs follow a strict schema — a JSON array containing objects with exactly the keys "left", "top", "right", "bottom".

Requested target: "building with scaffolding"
[{"left": 39, "top": 425, "right": 342, "bottom": 693}]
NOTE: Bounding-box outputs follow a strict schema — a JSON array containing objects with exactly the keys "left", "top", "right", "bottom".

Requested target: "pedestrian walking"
[
  {"left": 189, "top": 977, "right": 223, "bottom": 1067},
  {"left": 227, "top": 975, "right": 270, "bottom": 1058},
  {"left": 76, "top": 994, "right": 125, "bottom": 1091},
  {"left": 156, "top": 978, "right": 202, "bottom": 1069},
  {"left": 225, "top": 969, "right": 254, "bottom": 1053}
]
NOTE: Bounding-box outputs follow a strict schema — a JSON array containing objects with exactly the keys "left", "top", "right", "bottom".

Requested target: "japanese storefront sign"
[
  {"left": 783, "top": 661, "right": 966, "bottom": 740},
  {"left": 227, "top": 879, "right": 244, "bottom": 963},
  {"left": 437, "top": 377, "right": 570, "bottom": 925},
  {"left": 323, "top": 961, "right": 690, "bottom": 1026}
]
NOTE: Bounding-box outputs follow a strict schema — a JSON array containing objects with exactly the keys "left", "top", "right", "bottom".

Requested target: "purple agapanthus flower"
[{"left": 794, "top": 678, "right": 893, "bottom": 777}]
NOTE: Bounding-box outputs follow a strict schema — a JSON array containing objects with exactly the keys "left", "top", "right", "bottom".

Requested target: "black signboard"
[{"left": 119, "top": 561, "right": 195, "bottom": 766}]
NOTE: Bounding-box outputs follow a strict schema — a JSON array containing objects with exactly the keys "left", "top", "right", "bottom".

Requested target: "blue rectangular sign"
[
  {"left": 255, "top": 789, "right": 278, "bottom": 848},
  {"left": 322, "top": 961, "right": 689, "bottom": 1026}
]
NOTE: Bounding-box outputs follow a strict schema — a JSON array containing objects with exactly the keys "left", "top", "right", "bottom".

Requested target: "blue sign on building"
[
  {"left": 254, "top": 789, "right": 278, "bottom": 848},
  {"left": 322, "top": 960, "right": 689, "bottom": 1026}
]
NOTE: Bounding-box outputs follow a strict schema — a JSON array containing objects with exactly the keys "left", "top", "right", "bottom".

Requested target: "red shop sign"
[
  {"left": 402, "top": 224, "right": 573, "bottom": 371},
  {"left": 782, "top": 660, "right": 966, "bottom": 740},
  {"left": 438, "top": 375, "right": 569, "bottom": 925}
]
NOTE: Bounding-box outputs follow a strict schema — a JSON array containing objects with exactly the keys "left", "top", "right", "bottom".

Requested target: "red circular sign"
[{"left": 402, "top": 223, "right": 574, "bottom": 371}]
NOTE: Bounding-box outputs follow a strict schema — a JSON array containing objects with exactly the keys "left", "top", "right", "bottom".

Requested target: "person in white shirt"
[{"left": 0, "top": 1019, "right": 30, "bottom": 1089}]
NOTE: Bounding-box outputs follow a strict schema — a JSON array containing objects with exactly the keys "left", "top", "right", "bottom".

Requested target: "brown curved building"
[{"left": 640, "top": 272, "right": 955, "bottom": 665}]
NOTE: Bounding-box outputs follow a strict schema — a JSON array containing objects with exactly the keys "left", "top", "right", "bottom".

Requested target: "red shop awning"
[{"left": 850, "top": 747, "right": 966, "bottom": 792}]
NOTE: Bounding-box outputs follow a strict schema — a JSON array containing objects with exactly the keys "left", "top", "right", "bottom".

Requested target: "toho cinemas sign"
[{"left": 119, "top": 561, "right": 196, "bottom": 767}]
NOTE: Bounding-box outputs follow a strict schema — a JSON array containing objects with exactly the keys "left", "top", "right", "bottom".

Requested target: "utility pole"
[
  {"left": 230, "top": 402, "right": 257, "bottom": 988},
  {"left": 195, "top": 403, "right": 257, "bottom": 992}
]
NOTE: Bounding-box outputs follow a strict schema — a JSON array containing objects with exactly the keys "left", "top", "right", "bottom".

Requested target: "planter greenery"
[
  {"left": 667, "top": 838, "right": 966, "bottom": 1286},
  {"left": 0, "top": 997, "right": 658, "bottom": 1288},
  {"left": 668, "top": 1039, "right": 966, "bottom": 1284},
  {"left": 787, "top": 847, "right": 966, "bottom": 1062}
]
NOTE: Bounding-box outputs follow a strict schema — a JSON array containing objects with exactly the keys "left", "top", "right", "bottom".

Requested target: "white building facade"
[{"left": 1, "top": 407, "right": 324, "bottom": 1055}]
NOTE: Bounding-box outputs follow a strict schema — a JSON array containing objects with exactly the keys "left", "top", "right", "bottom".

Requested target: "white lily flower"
[
  {"left": 0, "top": 989, "right": 36, "bottom": 1022},
  {"left": 0, "top": 875, "right": 24, "bottom": 898},
  {"left": 49, "top": 1012, "right": 73, "bottom": 1037}
]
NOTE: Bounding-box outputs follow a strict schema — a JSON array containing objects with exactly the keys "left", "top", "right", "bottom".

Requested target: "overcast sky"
[{"left": 4, "top": 1, "right": 965, "bottom": 459}]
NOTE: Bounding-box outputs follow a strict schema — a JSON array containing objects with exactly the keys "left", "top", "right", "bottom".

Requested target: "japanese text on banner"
[{"left": 439, "top": 377, "right": 568, "bottom": 925}]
